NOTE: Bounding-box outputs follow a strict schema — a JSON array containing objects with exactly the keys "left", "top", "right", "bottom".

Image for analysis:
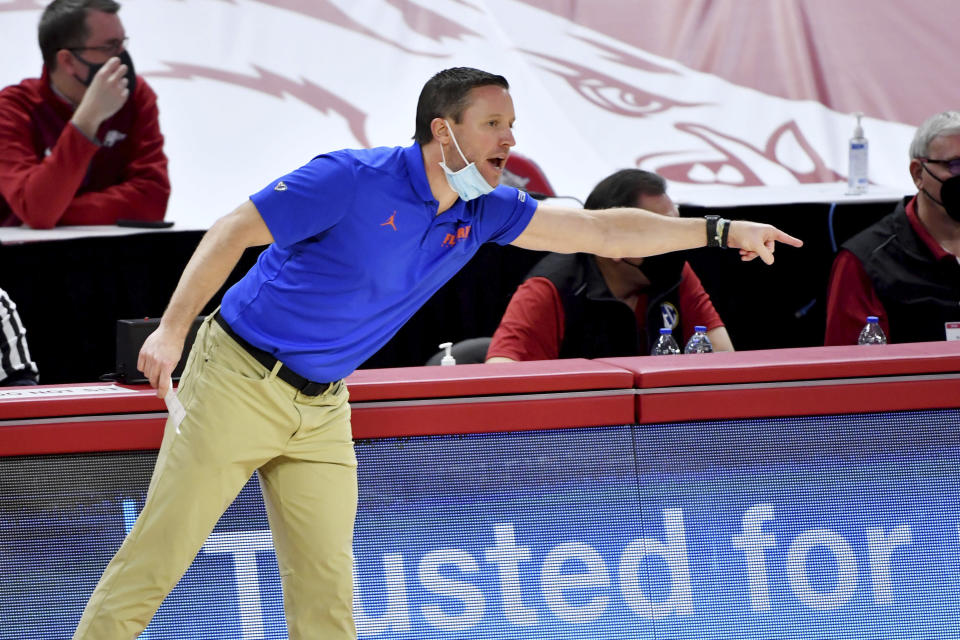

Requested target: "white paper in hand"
[{"left": 164, "top": 389, "right": 187, "bottom": 434}]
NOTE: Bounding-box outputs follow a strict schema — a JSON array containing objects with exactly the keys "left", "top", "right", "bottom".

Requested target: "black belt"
[{"left": 213, "top": 311, "right": 333, "bottom": 396}]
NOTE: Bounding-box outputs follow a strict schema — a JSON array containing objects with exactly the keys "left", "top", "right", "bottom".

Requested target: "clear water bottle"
[
  {"left": 684, "top": 325, "right": 714, "bottom": 354},
  {"left": 857, "top": 315, "right": 887, "bottom": 345},
  {"left": 651, "top": 327, "right": 681, "bottom": 355}
]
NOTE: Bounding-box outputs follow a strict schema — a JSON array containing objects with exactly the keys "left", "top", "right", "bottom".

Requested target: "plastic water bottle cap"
[
  {"left": 866, "top": 316, "right": 879, "bottom": 323},
  {"left": 659, "top": 328, "right": 672, "bottom": 335},
  {"left": 694, "top": 325, "right": 707, "bottom": 332}
]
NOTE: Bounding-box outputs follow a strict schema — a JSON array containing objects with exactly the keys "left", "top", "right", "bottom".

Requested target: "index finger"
[
  {"left": 774, "top": 229, "right": 803, "bottom": 248},
  {"left": 98, "top": 56, "right": 122, "bottom": 74},
  {"left": 156, "top": 368, "right": 172, "bottom": 399},
  {"left": 108, "top": 61, "right": 128, "bottom": 83}
]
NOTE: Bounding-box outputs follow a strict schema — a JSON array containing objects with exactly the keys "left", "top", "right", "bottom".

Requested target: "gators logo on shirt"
[{"left": 441, "top": 225, "right": 471, "bottom": 247}]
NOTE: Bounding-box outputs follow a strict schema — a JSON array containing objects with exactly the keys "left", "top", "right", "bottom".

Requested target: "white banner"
[{"left": 1, "top": 0, "right": 922, "bottom": 229}]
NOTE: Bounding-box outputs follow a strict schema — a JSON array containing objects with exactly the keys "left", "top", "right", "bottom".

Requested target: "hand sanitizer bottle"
[
  {"left": 847, "top": 112, "right": 869, "bottom": 194},
  {"left": 438, "top": 342, "right": 456, "bottom": 366}
]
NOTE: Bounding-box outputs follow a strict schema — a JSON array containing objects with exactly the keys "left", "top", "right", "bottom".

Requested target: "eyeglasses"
[
  {"left": 921, "top": 157, "right": 960, "bottom": 176},
  {"left": 68, "top": 36, "right": 128, "bottom": 58}
]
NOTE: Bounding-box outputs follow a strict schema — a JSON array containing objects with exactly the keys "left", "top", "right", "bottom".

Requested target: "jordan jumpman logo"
[{"left": 381, "top": 211, "right": 398, "bottom": 231}]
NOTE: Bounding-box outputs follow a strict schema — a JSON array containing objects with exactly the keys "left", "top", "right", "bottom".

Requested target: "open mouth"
[{"left": 488, "top": 157, "right": 506, "bottom": 172}]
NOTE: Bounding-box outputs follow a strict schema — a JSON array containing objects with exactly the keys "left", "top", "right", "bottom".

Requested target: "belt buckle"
[{"left": 300, "top": 379, "right": 329, "bottom": 396}]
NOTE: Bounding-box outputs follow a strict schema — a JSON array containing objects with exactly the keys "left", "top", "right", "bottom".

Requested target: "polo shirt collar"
[
  {"left": 403, "top": 142, "right": 436, "bottom": 205},
  {"left": 905, "top": 195, "right": 953, "bottom": 262}
]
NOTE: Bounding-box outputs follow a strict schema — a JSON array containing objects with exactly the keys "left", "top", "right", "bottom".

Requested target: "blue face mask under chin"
[{"left": 438, "top": 119, "right": 495, "bottom": 201}]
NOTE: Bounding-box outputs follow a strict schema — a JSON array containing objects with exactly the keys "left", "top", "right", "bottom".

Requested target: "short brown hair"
[
  {"left": 38, "top": 0, "right": 121, "bottom": 71},
  {"left": 584, "top": 169, "right": 667, "bottom": 210},
  {"left": 413, "top": 67, "right": 509, "bottom": 145}
]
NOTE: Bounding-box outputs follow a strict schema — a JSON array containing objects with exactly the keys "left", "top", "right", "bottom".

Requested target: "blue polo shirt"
[{"left": 220, "top": 143, "right": 538, "bottom": 382}]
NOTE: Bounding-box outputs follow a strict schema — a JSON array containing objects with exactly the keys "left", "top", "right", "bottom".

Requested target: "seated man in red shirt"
[
  {"left": 824, "top": 110, "right": 960, "bottom": 345},
  {"left": 487, "top": 169, "right": 733, "bottom": 362},
  {"left": 0, "top": 0, "right": 169, "bottom": 228}
]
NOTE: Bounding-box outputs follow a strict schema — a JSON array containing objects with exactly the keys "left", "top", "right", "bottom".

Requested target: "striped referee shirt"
[{"left": 0, "top": 288, "right": 38, "bottom": 384}]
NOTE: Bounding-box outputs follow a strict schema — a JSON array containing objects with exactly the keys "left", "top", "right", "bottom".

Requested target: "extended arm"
[
  {"left": 511, "top": 203, "right": 802, "bottom": 264},
  {"left": 138, "top": 200, "right": 273, "bottom": 396}
]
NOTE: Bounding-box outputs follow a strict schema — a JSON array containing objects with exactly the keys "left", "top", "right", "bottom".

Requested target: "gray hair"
[{"left": 909, "top": 110, "right": 960, "bottom": 159}]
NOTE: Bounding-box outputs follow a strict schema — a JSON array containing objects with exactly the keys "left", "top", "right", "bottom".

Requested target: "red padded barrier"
[
  {"left": 3, "top": 346, "right": 959, "bottom": 456},
  {"left": 0, "top": 384, "right": 163, "bottom": 420},
  {"left": 0, "top": 360, "right": 635, "bottom": 455},
  {"left": 599, "top": 341, "right": 960, "bottom": 388},
  {"left": 0, "top": 416, "right": 166, "bottom": 456},
  {"left": 636, "top": 377, "right": 960, "bottom": 424},
  {"left": 346, "top": 359, "right": 633, "bottom": 401},
  {"left": 352, "top": 395, "right": 633, "bottom": 438},
  {"left": 599, "top": 341, "right": 960, "bottom": 424}
]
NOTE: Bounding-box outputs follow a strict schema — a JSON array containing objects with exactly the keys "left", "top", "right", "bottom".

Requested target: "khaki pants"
[{"left": 73, "top": 316, "right": 358, "bottom": 639}]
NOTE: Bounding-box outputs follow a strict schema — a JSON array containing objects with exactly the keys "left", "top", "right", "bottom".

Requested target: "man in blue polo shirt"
[{"left": 73, "top": 67, "right": 802, "bottom": 639}]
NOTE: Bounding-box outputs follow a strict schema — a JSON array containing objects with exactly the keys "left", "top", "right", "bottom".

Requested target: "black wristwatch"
[{"left": 705, "top": 215, "right": 730, "bottom": 249}]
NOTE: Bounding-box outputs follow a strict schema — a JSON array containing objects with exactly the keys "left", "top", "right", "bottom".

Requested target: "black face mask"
[
  {"left": 921, "top": 163, "right": 960, "bottom": 223},
  {"left": 633, "top": 251, "right": 686, "bottom": 288},
  {"left": 73, "top": 49, "right": 137, "bottom": 95}
]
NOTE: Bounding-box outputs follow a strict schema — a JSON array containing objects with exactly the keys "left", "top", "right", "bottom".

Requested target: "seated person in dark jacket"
[
  {"left": 825, "top": 110, "right": 960, "bottom": 345},
  {"left": 487, "top": 169, "right": 733, "bottom": 361}
]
